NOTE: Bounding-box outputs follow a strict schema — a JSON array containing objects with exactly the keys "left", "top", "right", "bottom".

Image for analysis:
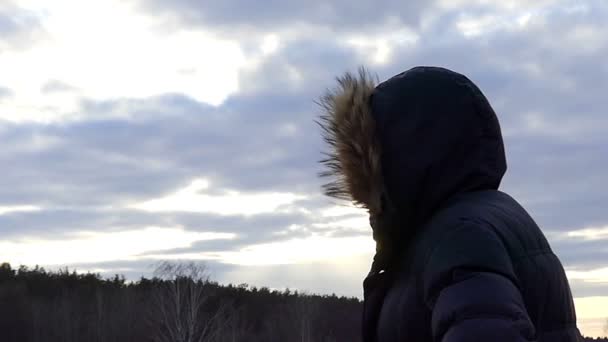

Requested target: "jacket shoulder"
[
  {"left": 413, "top": 190, "right": 551, "bottom": 262},
  {"left": 422, "top": 216, "right": 520, "bottom": 299},
  {"left": 402, "top": 191, "right": 524, "bottom": 295}
]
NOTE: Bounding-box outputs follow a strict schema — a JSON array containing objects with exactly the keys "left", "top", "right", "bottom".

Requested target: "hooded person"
[{"left": 318, "top": 66, "right": 582, "bottom": 342}]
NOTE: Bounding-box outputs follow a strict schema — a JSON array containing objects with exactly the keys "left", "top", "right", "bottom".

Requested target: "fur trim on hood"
[{"left": 318, "top": 68, "right": 383, "bottom": 214}]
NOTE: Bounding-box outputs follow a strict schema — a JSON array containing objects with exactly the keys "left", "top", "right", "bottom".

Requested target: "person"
[{"left": 318, "top": 66, "right": 582, "bottom": 341}]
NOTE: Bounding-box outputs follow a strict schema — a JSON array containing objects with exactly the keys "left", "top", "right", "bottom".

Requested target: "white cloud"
[
  {"left": 437, "top": 0, "right": 559, "bottom": 12},
  {"left": 313, "top": 217, "right": 369, "bottom": 233},
  {"left": 346, "top": 27, "right": 419, "bottom": 65},
  {"left": 0, "top": 205, "right": 41, "bottom": 215},
  {"left": 320, "top": 204, "right": 367, "bottom": 218},
  {"left": 454, "top": 9, "right": 544, "bottom": 38},
  {"left": 456, "top": 14, "right": 503, "bottom": 37},
  {"left": 131, "top": 178, "right": 306, "bottom": 216},
  {"left": 567, "top": 226, "right": 608, "bottom": 241},
  {"left": 567, "top": 267, "right": 608, "bottom": 284},
  {"left": 0, "top": 0, "right": 246, "bottom": 123},
  {"left": 548, "top": 226, "right": 608, "bottom": 241},
  {"left": 260, "top": 34, "right": 280, "bottom": 55},
  {"left": 0, "top": 226, "right": 234, "bottom": 265}
]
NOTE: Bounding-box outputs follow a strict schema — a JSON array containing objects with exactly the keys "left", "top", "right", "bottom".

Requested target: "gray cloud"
[
  {"left": 568, "top": 280, "right": 608, "bottom": 298},
  {"left": 135, "top": 0, "right": 430, "bottom": 36},
  {"left": 0, "top": 86, "right": 328, "bottom": 208},
  {"left": 0, "top": 9, "right": 24, "bottom": 35},
  {"left": 552, "top": 237, "right": 608, "bottom": 270},
  {"left": 0, "top": 200, "right": 337, "bottom": 248},
  {"left": 41, "top": 80, "right": 77, "bottom": 94},
  {"left": 0, "top": 208, "right": 166, "bottom": 239},
  {"left": 0, "top": 3, "right": 45, "bottom": 49},
  {"left": 0, "top": 86, "right": 12, "bottom": 99}
]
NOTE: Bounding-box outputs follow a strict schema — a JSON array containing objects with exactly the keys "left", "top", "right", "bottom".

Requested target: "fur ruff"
[{"left": 318, "top": 67, "right": 383, "bottom": 214}]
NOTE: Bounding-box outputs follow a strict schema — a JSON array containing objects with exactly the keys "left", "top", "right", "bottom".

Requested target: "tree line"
[
  {"left": 0, "top": 261, "right": 604, "bottom": 341},
  {"left": 0, "top": 261, "right": 361, "bottom": 342}
]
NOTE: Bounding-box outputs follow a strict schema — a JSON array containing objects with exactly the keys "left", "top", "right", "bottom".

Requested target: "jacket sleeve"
[{"left": 422, "top": 222, "right": 537, "bottom": 341}]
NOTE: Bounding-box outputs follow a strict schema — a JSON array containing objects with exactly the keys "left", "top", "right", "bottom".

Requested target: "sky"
[{"left": 0, "top": 0, "right": 607, "bottom": 337}]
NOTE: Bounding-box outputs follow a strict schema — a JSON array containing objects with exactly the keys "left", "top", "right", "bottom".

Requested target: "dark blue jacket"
[
  {"left": 318, "top": 66, "right": 582, "bottom": 341},
  {"left": 368, "top": 190, "right": 581, "bottom": 341},
  {"left": 365, "top": 67, "right": 582, "bottom": 341}
]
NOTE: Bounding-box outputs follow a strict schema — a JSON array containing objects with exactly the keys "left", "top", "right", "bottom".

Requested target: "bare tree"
[{"left": 149, "top": 261, "right": 232, "bottom": 342}]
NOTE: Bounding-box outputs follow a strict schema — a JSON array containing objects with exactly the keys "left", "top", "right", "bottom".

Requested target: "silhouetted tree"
[{"left": 149, "top": 261, "right": 233, "bottom": 342}]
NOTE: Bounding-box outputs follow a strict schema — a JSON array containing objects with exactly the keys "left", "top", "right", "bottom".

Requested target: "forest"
[
  {"left": 0, "top": 261, "right": 604, "bottom": 342},
  {"left": 0, "top": 261, "right": 361, "bottom": 342}
]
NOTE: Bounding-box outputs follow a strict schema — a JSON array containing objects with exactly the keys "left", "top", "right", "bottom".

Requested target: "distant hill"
[{"left": 0, "top": 262, "right": 604, "bottom": 341}]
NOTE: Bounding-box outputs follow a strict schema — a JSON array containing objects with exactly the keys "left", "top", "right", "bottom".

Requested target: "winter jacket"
[{"left": 318, "top": 66, "right": 582, "bottom": 341}]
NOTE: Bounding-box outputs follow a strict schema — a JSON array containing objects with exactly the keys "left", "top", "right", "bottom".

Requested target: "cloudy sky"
[{"left": 1, "top": 0, "right": 607, "bottom": 337}]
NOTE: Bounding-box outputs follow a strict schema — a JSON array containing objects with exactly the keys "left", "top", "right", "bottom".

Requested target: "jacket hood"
[{"left": 319, "top": 66, "right": 506, "bottom": 241}]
